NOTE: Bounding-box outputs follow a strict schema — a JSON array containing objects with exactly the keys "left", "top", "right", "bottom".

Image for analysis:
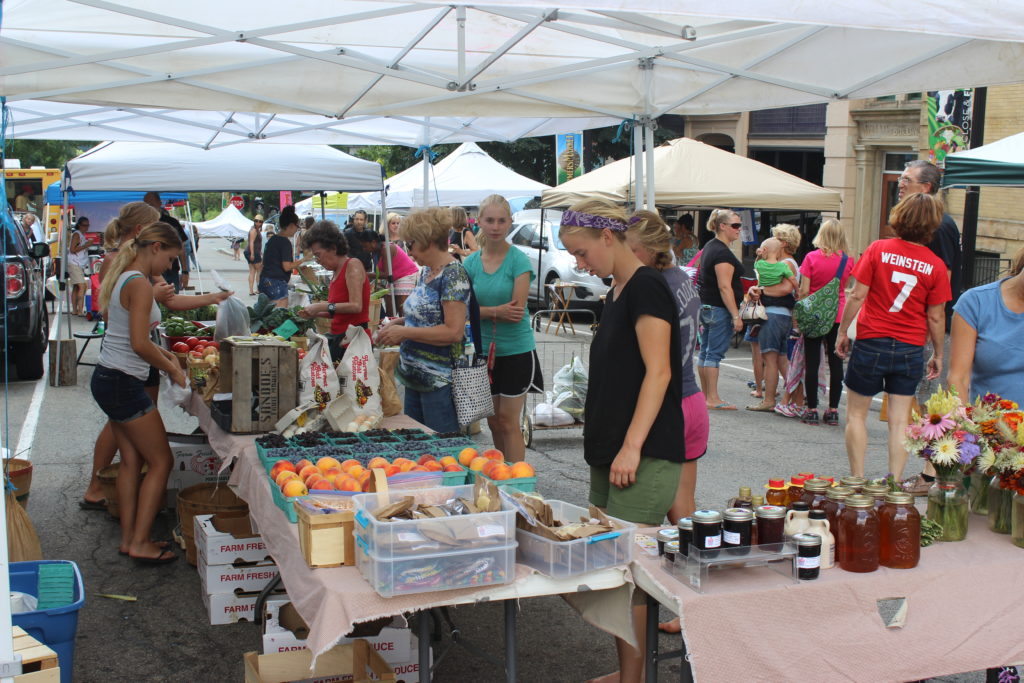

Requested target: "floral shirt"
[{"left": 397, "top": 261, "right": 471, "bottom": 392}]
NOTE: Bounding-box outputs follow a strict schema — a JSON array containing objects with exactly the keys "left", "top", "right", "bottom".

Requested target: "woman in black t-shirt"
[
  {"left": 259, "top": 205, "right": 310, "bottom": 306},
  {"left": 696, "top": 209, "right": 745, "bottom": 410},
  {"left": 559, "top": 198, "right": 684, "bottom": 683}
]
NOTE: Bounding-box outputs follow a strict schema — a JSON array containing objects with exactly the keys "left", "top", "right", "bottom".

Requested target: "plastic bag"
[
  {"left": 533, "top": 391, "right": 575, "bottom": 426},
  {"left": 210, "top": 270, "right": 249, "bottom": 341},
  {"left": 338, "top": 325, "right": 381, "bottom": 420},
  {"left": 552, "top": 356, "right": 588, "bottom": 418},
  {"left": 299, "top": 330, "right": 340, "bottom": 410},
  {"left": 162, "top": 371, "right": 192, "bottom": 409}
]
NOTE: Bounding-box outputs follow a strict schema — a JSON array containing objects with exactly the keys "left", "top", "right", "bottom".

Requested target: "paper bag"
[
  {"left": 338, "top": 326, "right": 381, "bottom": 418},
  {"left": 378, "top": 350, "right": 402, "bottom": 417},
  {"left": 299, "top": 330, "right": 339, "bottom": 411}
]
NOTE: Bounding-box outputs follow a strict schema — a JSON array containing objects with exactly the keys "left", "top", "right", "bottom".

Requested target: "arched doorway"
[{"left": 695, "top": 133, "right": 735, "bottom": 153}]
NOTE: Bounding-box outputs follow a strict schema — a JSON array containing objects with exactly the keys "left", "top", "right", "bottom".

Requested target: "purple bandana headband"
[{"left": 560, "top": 209, "right": 628, "bottom": 232}]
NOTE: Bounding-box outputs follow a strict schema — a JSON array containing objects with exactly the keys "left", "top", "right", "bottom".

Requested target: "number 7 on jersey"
[{"left": 889, "top": 272, "right": 918, "bottom": 312}]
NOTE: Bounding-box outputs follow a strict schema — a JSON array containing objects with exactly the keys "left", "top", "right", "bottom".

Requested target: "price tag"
[{"left": 273, "top": 319, "right": 300, "bottom": 340}]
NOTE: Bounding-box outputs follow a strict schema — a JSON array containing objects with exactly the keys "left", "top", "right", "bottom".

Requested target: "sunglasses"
[{"left": 728, "top": 222, "right": 743, "bottom": 229}]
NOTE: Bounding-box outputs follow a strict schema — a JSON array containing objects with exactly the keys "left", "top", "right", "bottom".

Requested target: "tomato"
[
  {"left": 205, "top": 341, "right": 219, "bottom": 350},
  {"left": 185, "top": 336, "right": 200, "bottom": 349},
  {"left": 172, "top": 342, "right": 190, "bottom": 353},
  {"left": 190, "top": 350, "right": 204, "bottom": 359},
  {"left": 193, "top": 344, "right": 206, "bottom": 353}
]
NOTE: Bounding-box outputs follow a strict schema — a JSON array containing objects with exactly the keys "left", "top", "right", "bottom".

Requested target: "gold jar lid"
[
  {"left": 825, "top": 486, "right": 854, "bottom": 500},
  {"left": 884, "top": 491, "right": 915, "bottom": 505},
  {"left": 803, "top": 478, "right": 831, "bottom": 492},
  {"left": 862, "top": 483, "right": 889, "bottom": 497},
  {"left": 840, "top": 476, "right": 867, "bottom": 488},
  {"left": 844, "top": 494, "right": 875, "bottom": 508}
]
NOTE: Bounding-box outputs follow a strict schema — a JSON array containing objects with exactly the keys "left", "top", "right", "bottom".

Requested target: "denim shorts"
[
  {"left": 697, "top": 305, "right": 733, "bottom": 368},
  {"left": 844, "top": 337, "right": 924, "bottom": 397},
  {"left": 758, "top": 312, "right": 792, "bottom": 355},
  {"left": 404, "top": 384, "right": 460, "bottom": 434},
  {"left": 91, "top": 365, "right": 156, "bottom": 423},
  {"left": 258, "top": 277, "right": 289, "bottom": 301}
]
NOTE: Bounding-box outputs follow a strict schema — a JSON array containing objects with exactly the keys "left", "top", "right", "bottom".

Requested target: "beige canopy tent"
[{"left": 542, "top": 137, "right": 842, "bottom": 212}]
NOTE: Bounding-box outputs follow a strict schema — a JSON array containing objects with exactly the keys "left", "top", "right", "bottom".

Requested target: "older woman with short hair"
[
  {"left": 837, "top": 193, "right": 952, "bottom": 480},
  {"left": 377, "top": 207, "right": 472, "bottom": 432}
]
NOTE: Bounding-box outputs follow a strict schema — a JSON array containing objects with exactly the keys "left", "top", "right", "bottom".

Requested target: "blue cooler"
[{"left": 10, "top": 560, "right": 85, "bottom": 683}]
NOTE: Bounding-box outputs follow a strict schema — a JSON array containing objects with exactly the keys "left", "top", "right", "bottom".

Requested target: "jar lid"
[
  {"left": 657, "top": 528, "right": 680, "bottom": 543},
  {"left": 677, "top": 516, "right": 693, "bottom": 530},
  {"left": 844, "top": 494, "right": 875, "bottom": 508},
  {"left": 793, "top": 532, "right": 822, "bottom": 547},
  {"left": 884, "top": 491, "right": 915, "bottom": 504},
  {"left": 767, "top": 478, "right": 785, "bottom": 488},
  {"left": 724, "top": 507, "right": 754, "bottom": 522},
  {"left": 840, "top": 476, "right": 867, "bottom": 487},
  {"left": 803, "top": 478, "right": 831, "bottom": 492},
  {"left": 751, "top": 495, "right": 764, "bottom": 506},
  {"left": 797, "top": 472, "right": 815, "bottom": 480},
  {"left": 862, "top": 483, "right": 889, "bottom": 496},
  {"left": 808, "top": 509, "right": 827, "bottom": 519},
  {"left": 739, "top": 486, "right": 752, "bottom": 496},
  {"left": 821, "top": 476, "right": 835, "bottom": 484},
  {"left": 692, "top": 509, "right": 723, "bottom": 523},
  {"left": 790, "top": 501, "right": 809, "bottom": 511},
  {"left": 665, "top": 540, "right": 680, "bottom": 553},
  {"left": 826, "top": 486, "right": 855, "bottom": 500},
  {"left": 789, "top": 475, "right": 807, "bottom": 486},
  {"left": 755, "top": 505, "right": 786, "bottom": 519}
]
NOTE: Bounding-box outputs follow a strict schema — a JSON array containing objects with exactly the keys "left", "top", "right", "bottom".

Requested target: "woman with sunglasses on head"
[{"left": 697, "top": 209, "right": 746, "bottom": 411}]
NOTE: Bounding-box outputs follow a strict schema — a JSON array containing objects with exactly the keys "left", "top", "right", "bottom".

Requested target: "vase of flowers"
[
  {"left": 1012, "top": 493, "right": 1024, "bottom": 549},
  {"left": 927, "top": 474, "right": 969, "bottom": 542},
  {"left": 968, "top": 470, "right": 991, "bottom": 515},
  {"left": 968, "top": 394, "right": 1024, "bottom": 537},
  {"left": 988, "top": 474, "right": 1015, "bottom": 534}
]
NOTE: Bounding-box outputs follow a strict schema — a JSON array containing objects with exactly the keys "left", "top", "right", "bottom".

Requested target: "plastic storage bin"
[
  {"left": 515, "top": 500, "right": 636, "bottom": 578},
  {"left": 355, "top": 538, "right": 516, "bottom": 597},
  {"left": 352, "top": 485, "right": 515, "bottom": 558},
  {"left": 10, "top": 560, "right": 85, "bottom": 683}
]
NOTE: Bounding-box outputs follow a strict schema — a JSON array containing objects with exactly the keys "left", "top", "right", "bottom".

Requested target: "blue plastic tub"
[{"left": 10, "top": 560, "right": 85, "bottom": 683}]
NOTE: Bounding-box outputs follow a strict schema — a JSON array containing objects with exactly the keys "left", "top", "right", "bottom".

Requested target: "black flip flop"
[
  {"left": 130, "top": 550, "right": 177, "bottom": 565},
  {"left": 78, "top": 499, "right": 107, "bottom": 511},
  {"left": 119, "top": 540, "right": 172, "bottom": 556}
]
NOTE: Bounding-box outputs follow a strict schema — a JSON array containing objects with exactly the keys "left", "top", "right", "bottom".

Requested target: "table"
[
  {"left": 544, "top": 282, "right": 576, "bottom": 336},
  {"left": 631, "top": 518, "right": 1024, "bottom": 682},
  {"left": 188, "top": 394, "right": 635, "bottom": 681}
]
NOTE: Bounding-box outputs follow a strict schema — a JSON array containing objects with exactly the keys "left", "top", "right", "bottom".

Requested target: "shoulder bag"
[
  {"left": 793, "top": 252, "right": 848, "bottom": 339},
  {"left": 447, "top": 272, "right": 494, "bottom": 427}
]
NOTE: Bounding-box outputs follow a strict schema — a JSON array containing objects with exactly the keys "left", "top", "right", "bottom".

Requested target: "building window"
[
  {"left": 750, "top": 149, "right": 825, "bottom": 185},
  {"left": 749, "top": 104, "right": 826, "bottom": 137},
  {"left": 884, "top": 152, "right": 917, "bottom": 172}
]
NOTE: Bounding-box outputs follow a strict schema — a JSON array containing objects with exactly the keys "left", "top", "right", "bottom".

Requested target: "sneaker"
[
  {"left": 802, "top": 409, "right": 820, "bottom": 425},
  {"left": 774, "top": 403, "right": 800, "bottom": 418},
  {"left": 823, "top": 409, "right": 840, "bottom": 426},
  {"left": 901, "top": 474, "right": 932, "bottom": 497}
]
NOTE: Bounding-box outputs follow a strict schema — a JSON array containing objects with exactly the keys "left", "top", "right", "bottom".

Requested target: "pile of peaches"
[{"left": 458, "top": 447, "right": 535, "bottom": 481}]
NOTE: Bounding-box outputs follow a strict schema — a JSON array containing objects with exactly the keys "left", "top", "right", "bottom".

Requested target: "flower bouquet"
[
  {"left": 972, "top": 394, "right": 1024, "bottom": 535},
  {"left": 905, "top": 388, "right": 990, "bottom": 542},
  {"left": 965, "top": 394, "right": 1021, "bottom": 515}
]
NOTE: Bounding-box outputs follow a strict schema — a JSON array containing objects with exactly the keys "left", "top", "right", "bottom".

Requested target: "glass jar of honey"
[
  {"left": 839, "top": 476, "right": 867, "bottom": 492},
  {"left": 764, "top": 479, "right": 788, "bottom": 507},
  {"left": 823, "top": 486, "right": 854, "bottom": 565},
  {"left": 786, "top": 475, "right": 808, "bottom": 508},
  {"left": 861, "top": 483, "right": 889, "bottom": 511},
  {"left": 800, "top": 478, "right": 831, "bottom": 511},
  {"left": 879, "top": 492, "right": 920, "bottom": 569},
  {"left": 838, "top": 494, "right": 880, "bottom": 573}
]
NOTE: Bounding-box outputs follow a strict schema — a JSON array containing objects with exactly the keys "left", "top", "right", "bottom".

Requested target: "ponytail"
[
  {"left": 627, "top": 209, "right": 674, "bottom": 270},
  {"left": 98, "top": 222, "right": 182, "bottom": 309},
  {"left": 103, "top": 201, "right": 159, "bottom": 250}
]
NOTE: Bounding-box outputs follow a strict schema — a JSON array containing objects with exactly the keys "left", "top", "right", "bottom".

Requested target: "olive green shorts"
[{"left": 589, "top": 457, "right": 683, "bottom": 525}]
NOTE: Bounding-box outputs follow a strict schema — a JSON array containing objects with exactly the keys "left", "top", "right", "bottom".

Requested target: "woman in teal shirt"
[{"left": 464, "top": 195, "right": 543, "bottom": 464}]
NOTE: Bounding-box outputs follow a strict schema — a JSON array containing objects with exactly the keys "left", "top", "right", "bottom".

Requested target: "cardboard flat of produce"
[{"left": 195, "top": 513, "right": 271, "bottom": 565}]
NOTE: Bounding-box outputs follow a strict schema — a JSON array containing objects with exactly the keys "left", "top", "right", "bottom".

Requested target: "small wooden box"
[
  {"left": 294, "top": 501, "right": 355, "bottom": 568},
  {"left": 12, "top": 626, "right": 60, "bottom": 683},
  {"left": 217, "top": 339, "right": 298, "bottom": 433}
]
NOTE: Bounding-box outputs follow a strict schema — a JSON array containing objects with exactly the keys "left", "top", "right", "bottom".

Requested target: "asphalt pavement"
[{"left": 3, "top": 238, "right": 980, "bottom": 682}]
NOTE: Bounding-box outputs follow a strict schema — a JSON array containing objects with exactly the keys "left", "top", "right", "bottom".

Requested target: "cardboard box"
[
  {"left": 167, "top": 432, "right": 228, "bottom": 491},
  {"left": 199, "top": 552, "right": 279, "bottom": 594},
  {"left": 243, "top": 640, "right": 396, "bottom": 683},
  {"left": 244, "top": 638, "right": 429, "bottom": 683},
  {"left": 216, "top": 338, "right": 299, "bottom": 433},
  {"left": 203, "top": 589, "right": 268, "bottom": 626},
  {"left": 195, "top": 513, "right": 271, "bottom": 565},
  {"left": 262, "top": 599, "right": 411, "bottom": 664}
]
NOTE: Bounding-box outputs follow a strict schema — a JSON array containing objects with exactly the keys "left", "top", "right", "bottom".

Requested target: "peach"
[
  {"left": 409, "top": 465, "right": 428, "bottom": 472},
  {"left": 458, "top": 448, "right": 479, "bottom": 467},
  {"left": 482, "top": 448, "right": 504, "bottom": 462},
  {"left": 340, "top": 459, "right": 361, "bottom": 472},
  {"left": 270, "top": 460, "right": 297, "bottom": 481},
  {"left": 417, "top": 453, "right": 437, "bottom": 465},
  {"left": 281, "top": 479, "right": 308, "bottom": 497},
  {"left": 310, "top": 479, "right": 333, "bottom": 490},
  {"left": 347, "top": 464, "right": 365, "bottom": 479},
  {"left": 442, "top": 464, "right": 463, "bottom": 472},
  {"left": 295, "top": 459, "right": 313, "bottom": 473},
  {"left": 275, "top": 470, "right": 300, "bottom": 487},
  {"left": 334, "top": 476, "right": 361, "bottom": 492},
  {"left": 367, "top": 457, "right": 390, "bottom": 470},
  {"left": 316, "top": 456, "right": 342, "bottom": 473},
  {"left": 439, "top": 455, "right": 457, "bottom": 467},
  {"left": 322, "top": 472, "right": 340, "bottom": 485},
  {"left": 423, "top": 460, "right": 443, "bottom": 472},
  {"left": 321, "top": 466, "right": 343, "bottom": 479},
  {"left": 362, "top": 478, "right": 375, "bottom": 492},
  {"left": 481, "top": 460, "right": 499, "bottom": 478},
  {"left": 384, "top": 464, "right": 401, "bottom": 478},
  {"left": 489, "top": 464, "right": 512, "bottom": 480},
  {"left": 468, "top": 457, "right": 489, "bottom": 472},
  {"left": 304, "top": 473, "right": 325, "bottom": 488},
  {"left": 392, "top": 457, "right": 413, "bottom": 467},
  {"left": 510, "top": 462, "right": 535, "bottom": 479},
  {"left": 298, "top": 465, "right": 320, "bottom": 481}
]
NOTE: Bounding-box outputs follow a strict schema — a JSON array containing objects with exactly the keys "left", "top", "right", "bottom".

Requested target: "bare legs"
[
  {"left": 487, "top": 394, "right": 527, "bottom": 463},
  {"left": 588, "top": 605, "right": 647, "bottom": 683},
  {"left": 667, "top": 461, "right": 698, "bottom": 525},
  {"left": 749, "top": 342, "right": 763, "bottom": 397},
  {"left": 844, "top": 390, "right": 872, "bottom": 476},
  {"left": 83, "top": 422, "right": 117, "bottom": 504},
  {"left": 885, "top": 394, "right": 914, "bottom": 480},
  {"left": 72, "top": 282, "right": 87, "bottom": 316},
  {"left": 111, "top": 408, "right": 174, "bottom": 559},
  {"left": 761, "top": 351, "right": 781, "bottom": 407},
  {"left": 698, "top": 366, "right": 726, "bottom": 408},
  {"left": 248, "top": 263, "right": 261, "bottom": 295}
]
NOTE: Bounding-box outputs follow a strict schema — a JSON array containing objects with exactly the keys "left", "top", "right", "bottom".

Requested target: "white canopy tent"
[
  {"left": 191, "top": 204, "right": 253, "bottom": 239},
  {"left": 349, "top": 142, "right": 550, "bottom": 211},
  {"left": 542, "top": 137, "right": 842, "bottom": 211}
]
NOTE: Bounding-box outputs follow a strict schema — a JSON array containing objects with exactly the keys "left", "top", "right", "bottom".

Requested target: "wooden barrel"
[
  {"left": 177, "top": 483, "right": 248, "bottom": 566},
  {"left": 97, "top": 462, "right": 149, "bottom": 519},
  {"left": 5, "top": 459, "right": 33, "bottom": 507}
]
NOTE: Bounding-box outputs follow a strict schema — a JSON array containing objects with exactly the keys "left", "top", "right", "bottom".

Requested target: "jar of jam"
[
  {"left": 765, "top": 479, "right": 788, "bottom": 507},
  {"left": 723, "top": 508, "right": 753, "bottom": 555},
  {"left": 676, "top": 517, "right": 693, "bottom": 557},
  {"left": 786, "top": 475, "right": 808, "bottom": 507},
  {"left": 801, "top": 478, "right": 831, "bottom": 511},
  {"left": 862, "top": 483, "right": 889, "bottom": 510},
  {"left": 755, "top": 505, "right": 786, "bottom": 550},
  {"left": 879, "top": 492, "right": 921, "bottom": 569},
  {"left": 656, "top": 528, "right": 679, "bottom": 556},
  {"left": 691, "top": 510, "right": 723, "bottom": 558},
  {"left": 823, "top": 486, "right": 854, "bottom": 564},
  {"left": 794, "top": 533, "right": 822, "bottom": 580},
  {"left": 840, "top": 475, "right": 867, "bottom": 492},
  {"left": 838, "top": 494, "right": 880, "bottom": 573},
  {"left": 663, "top": 540, "right": 679, "bottom": 569}
]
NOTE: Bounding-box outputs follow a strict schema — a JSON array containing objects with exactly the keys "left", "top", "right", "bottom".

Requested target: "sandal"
[
  {"left": 130, "top": 550, "right": 177, "bottom": 565},
  {"left": 119, "top": 540, "right": 172, "bottom": 556},
  {"left": 78, "top": 498, "right": 107, "bottom": 511},
  {"left": 746, "top": 402, "right": 776, "bottom": 412}
]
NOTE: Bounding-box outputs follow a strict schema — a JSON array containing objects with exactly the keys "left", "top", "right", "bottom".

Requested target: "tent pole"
[
  {"left": 633, "top": 122, "right": 645, "bottom": 212},
  {"left": 644, "top": 122, "right": 655, "bottom": 210},
  {"left": 380, "top": 179, "right": 397, "bottom": 316},
  {"left": 538, "top": 203, "right": 545, "bottom": 304},
  {"left": 183, "top": 201, "right": 203, "bottom": 293},
  {"left": 319, "top": 192, "right": 326, "bottom": 220}
]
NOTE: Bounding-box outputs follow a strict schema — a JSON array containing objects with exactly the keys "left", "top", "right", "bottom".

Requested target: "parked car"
[
  {"left": 507, "top": 209, "right": 610, "bottom": 309},
  {"left": 2, "top": 208, "right": 50, "bottom": 380}
]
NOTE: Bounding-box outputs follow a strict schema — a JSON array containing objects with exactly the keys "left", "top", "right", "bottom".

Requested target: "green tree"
[{"left": 3, "top": 139, "right": 98, "bottom": 169}]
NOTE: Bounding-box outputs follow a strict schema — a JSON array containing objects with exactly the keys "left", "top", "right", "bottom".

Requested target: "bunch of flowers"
[
  {"left": 905, "top": 388, "right": 992, "bottom": 478},
  {"left": 973, "top": 394, "right": 1024, "bottom": 494}
]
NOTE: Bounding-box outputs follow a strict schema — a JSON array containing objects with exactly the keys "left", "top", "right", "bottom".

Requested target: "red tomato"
[
  {"left": 193, "top": 344, "right": 206, "bottom": 353},
  {"left": 185, "top": 336, "right": 200, "bottom": 349},
  {"left": 205, "top": 341, "right": 220, "bottom": 350},
  {"left": 172, "top": 342, "right": 189, "bottom": 353},
  {"left": 297, "top": 350, "right": 306, "bottom": 360},
  {"left": 189, "top": 350, "right": 204, "bottom": 359}
]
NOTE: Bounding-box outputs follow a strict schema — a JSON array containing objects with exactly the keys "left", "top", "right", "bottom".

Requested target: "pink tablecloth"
[
  {"left": 188, "top": 394, "right": 634, "bottom": 659},
  {"left": 632, "top": 519, "right": 1024, "bottom": 682}
]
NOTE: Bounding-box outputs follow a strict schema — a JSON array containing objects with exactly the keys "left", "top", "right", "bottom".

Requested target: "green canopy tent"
[{"left": 942, "top": 131, "right": 1024, "bottom": 188}]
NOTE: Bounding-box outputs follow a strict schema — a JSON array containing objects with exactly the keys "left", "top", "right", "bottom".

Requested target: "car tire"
[{"left": 14, "top": 314, "right": 48, "bottom": 381}]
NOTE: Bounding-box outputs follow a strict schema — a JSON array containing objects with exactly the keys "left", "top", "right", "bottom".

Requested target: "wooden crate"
[
  {"left": 244, "top": 639, "right": 395, "bottom": 683},
  {"left": 295, "top": 501, "right": 355, "bottom": 568},
  {"left": 12, "top": 627, "right": 60, "bottom": 683},
  {"left": 217, "top": 339, "right": 298, "bottom": 433}
]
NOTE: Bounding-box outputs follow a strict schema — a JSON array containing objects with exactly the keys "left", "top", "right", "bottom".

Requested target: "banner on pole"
[
  {"left": 280, "top": 191, "right": 293, "bottom": 208},
  {"left": 927, "top": 89, "right": 973, "bottom": 167},
  {"left": 555, "top": 133, "right": 584, "bottom": 184}
]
